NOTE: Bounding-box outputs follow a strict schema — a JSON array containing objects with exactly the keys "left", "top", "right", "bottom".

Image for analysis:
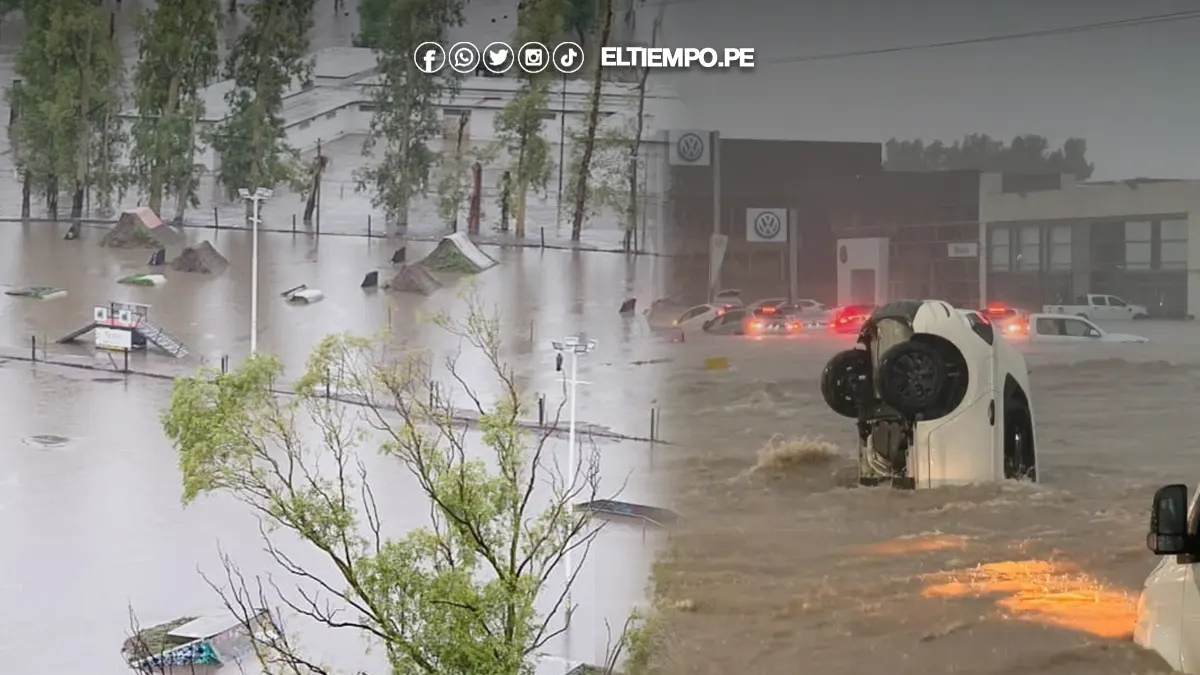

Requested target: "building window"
[
  {"left": 1125, "top": 220, "right": 1152, "bottom": 270},
  {"left": 1160, "top": 218, "right": 1188, "bottom": 270},
  {"left": 1016, "top": 225, "right": 1040, "bottom": 271},
  {"left": 989, "top": 226, "right": 1010, "bottom": 271},
  {"left": 1048, "top": 224, "right": 1071, "bottom": 270}
]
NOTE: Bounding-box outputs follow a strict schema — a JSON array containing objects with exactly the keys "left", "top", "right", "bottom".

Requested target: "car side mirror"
[
  {"left": 1148, "top": 483, "right": 1190, "bottom": 555},
  {"left": 1087, "top": 329, "right": 1101, "bottom": 338}
]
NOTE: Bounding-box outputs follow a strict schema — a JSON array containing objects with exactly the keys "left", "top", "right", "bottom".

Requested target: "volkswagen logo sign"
[
  {"left": 839, "top": 245, "right": 848, "bottom": 263},
  {"left": 676, "top": 132, "right": 705, "bottom": 163},
  {"left": 754, "top": 211, "right": 781, "bottom": 239}
]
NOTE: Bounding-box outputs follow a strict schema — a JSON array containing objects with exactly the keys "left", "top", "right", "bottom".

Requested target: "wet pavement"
[{"left": 0, "top": 222, "right": 676, "bottom": 673}]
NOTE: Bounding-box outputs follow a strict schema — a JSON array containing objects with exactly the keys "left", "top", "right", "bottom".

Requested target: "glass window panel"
[
  {"left": 1048, "top": 243, "right": 1071, "bottom": 270},
  {"left": 1050, "top": 224, "right": 1071, "bottom": 244},
  {"left": 990, "top": 245, "right": 1010, "bottom": 270},
  {"left": 1161, "top": 219, "right": 1189, "bottom": 241},
  {"left": 1126, "top": 241, "right": 1151, "bottom": 268},
  {"left": 989, "top": 227, "right": 1008, "bottom": 245},
  {"left": 1161, "top": 242, "right": 1188, "bottom": 268},
  {"left": 1017, "top": 226, "right": 1040, "bottom": 270},
  {"left": 1126, "top": 220, "right": 1152, "bottom": 241}
]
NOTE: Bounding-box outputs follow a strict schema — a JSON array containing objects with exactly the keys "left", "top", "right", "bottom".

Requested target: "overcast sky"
[{"left": 653, "top": 0, "right": 1200, "bottom": 180}]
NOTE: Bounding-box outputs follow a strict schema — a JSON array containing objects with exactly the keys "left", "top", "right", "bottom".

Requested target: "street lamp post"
[
  {"left": 550, "top": 334, "right": 596, "bottom": 643},
  {"left": 238, "top": 187, "right": 273, "bottom": 355}
]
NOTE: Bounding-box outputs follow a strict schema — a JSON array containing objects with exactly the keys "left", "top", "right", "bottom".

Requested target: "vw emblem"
[
  {"left": 754, "top": 211, "right": 781, "bottom": 239},
  {"left": 839, "top": 245, "right": 848, "bottom": 263},
  {"left": 676, "top": 132, "right": 705, "bottom": 163}
]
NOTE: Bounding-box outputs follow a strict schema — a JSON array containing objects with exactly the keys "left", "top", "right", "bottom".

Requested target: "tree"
[
  {"left": 353, "top": 0, "right": 389, "bottom": 48},
  {"left": 493, "top": 0, "right": 564, "bottom": 238},
  {"left": 210, "top": 0, "right": 315, "bottom": 212},
  {"left": 620, "top": 4, "right": 662, "bottom": 252},
  {"left": 567, "top": 0, "right": 613, "bottom": 241},
  {"left": 129, "top": 0, "right": 221, "bottom": 221},
  {"left": 562, "top": 122, "right": 635, "bottom": 240},
  {"left": 356, "top": 0, "right": 465, "bottom": 235},
  {"left": 884, "top": 134, "right": 1095, "bottom": 179},
  {"left": 161, "top": 293, "right": 617, "bottom": 674},
  {"left": 9, "top": 0, "right": 122, "bottom": 220}
]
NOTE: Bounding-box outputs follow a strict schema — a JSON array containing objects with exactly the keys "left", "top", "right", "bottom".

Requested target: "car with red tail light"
[{"left": 829, "top": 304, "right": 874, "bottom": 334}]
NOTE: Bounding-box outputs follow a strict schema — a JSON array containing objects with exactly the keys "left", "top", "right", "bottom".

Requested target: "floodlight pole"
[
  {"left": 551, "top": 334, "right": 596, "bottom": 655},
  {"left": 240, "top": 187, "right": 272, "bottom": 354}
]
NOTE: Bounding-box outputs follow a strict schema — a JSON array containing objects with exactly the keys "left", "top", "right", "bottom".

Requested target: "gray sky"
[{"left": 656, "top": 0, "right": 1200, "bottom": 180}]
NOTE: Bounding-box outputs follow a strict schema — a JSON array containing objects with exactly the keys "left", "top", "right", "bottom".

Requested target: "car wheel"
[
  {"left": 1003, "top": 403, "right": 1037, "bottom": 481},
  {"left": 877, "top": 341, "right": 947, "bottom": 417},
  {"left": 820, "top": 349, "right": 870, "bottom": 418}
]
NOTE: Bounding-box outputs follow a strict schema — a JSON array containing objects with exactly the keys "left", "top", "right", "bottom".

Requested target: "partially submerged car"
[
  {"left": 828, "top": 304, "right": 874, "bottom": 334},
  {"left": 820, "top": 300, "right": 1037, "bottom": 489},
  {"left": 1023, "top": 313, "right": 1149, "bottom": 343},
  {"left": 1138, "top": 483, "right": 1200, "bottom": 673},
  {"left": 672, "top": 303, "right": 736, "bottom": 331}
]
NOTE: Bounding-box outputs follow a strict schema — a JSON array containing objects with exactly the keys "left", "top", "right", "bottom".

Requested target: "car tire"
[
  {"left": 1003, "top": 403, "right": 1037, "bottom": 481},
  {"left": 821, "top": 349, "right": 870, "bottom": 418},
  {"left": 877, "top": 341, "right": 947, "bottom": 417}
]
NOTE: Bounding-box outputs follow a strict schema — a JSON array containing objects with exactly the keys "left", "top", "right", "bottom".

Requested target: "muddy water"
[
  {"left": 0, "top": 224, "right": 673, "bottom": 674},
  {"left": 652, "top": 324, "right": 1200, "bottom": 675}
]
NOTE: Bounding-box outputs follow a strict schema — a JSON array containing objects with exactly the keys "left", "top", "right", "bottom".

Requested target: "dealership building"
[
  {"left": 664, "top": 137, "right": 1200, "bottom": 317},
  {"left": 980, "top": 173, "right": 1200, "bottom": 318}
]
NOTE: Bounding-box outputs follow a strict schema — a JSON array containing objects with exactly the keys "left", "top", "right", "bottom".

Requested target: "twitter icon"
[{"left": 482, "top": 42, "right": 515, "bottom": 74}]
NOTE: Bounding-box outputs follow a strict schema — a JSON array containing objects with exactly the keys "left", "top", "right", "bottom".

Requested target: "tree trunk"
[
  {"left": 71, "top": 187, "right": 85, "bottom": 219},
  {"left": 47, "top": 175, "right": 58, "bottom": 220},
  {"left": 625, "top": 9, "right": 660, "bottom": 253},
  {"left": 149, "top": 74, "right": 184, "bottom": 215},
  {"left": 515, "top": 180, "right": 527, "bottom": 238},
  {"left": 20, "top": 171, "right": 30, "bottom": 219},
  {"left": 569, "top": 0, "right": 614, "bottom": 241},
  {"left": 73, "top": 18, "right": 95, "bottom": 221},
  {"left": 303, "top": 140, "right": 324, "bottom": 224}
]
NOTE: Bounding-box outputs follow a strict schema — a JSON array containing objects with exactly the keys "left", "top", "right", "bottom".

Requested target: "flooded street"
[
  {"left": 653, "top": 322, "right": 1200, "bottom": 675},
  {"left": 0, "top": 223, "right": 673, "bottom": 673}
]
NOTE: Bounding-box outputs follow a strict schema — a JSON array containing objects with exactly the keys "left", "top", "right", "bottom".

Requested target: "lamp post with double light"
[
  {"left": 550, "top": 333, "right": 596, "bottom": 646},
  {"left": 238, "top": 187, "right": 273, "bottom": 354}
]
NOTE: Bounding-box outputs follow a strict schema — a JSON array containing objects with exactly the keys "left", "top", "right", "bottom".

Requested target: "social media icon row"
[{"left": 414, "top": 41, "right": 584, "bottom": 75}]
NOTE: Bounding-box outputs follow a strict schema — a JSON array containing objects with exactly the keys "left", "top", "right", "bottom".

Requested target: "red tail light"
[{"left": 761, "top": 306, "right": 776, "bottom": 314}]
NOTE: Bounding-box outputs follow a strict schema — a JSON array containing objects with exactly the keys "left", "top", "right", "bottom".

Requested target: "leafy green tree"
[
  {"left": 129, "top": 0, "right": 221, "bottom": 221},
  {"left": 884, "top": 134, "right": 1095, "bottom": 179},
  {"left": 161, "top": 293, "right": 613, "bottom": 674},
  {"left": 353, "top": 0, "right": 388, "bottom": 48},
  {"left": 563, "top": 122, "right": 633, "bottom": 233},
  {"left": 210, "top": 0, "right": 315, "bottom": 212},
  {"left": 567, "top": 0, "right": 614, "bottom": 242},
  {"left": 493, "top": 0, "right": 564, "bottom": 238},
  {"left": 10, "top": 0, "right": 121, "bottom": 220},
  {"left": 356, "top": 0, "right": 465, "bottom": 234}
]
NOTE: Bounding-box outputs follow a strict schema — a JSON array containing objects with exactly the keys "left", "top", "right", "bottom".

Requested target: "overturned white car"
[{"left": 820, "top": 300, "right": 1038, "bottom": 489}]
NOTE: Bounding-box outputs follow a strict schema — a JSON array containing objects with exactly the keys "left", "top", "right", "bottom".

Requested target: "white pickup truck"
[
  {"left": 1042, "top": 293, "right": 1148, "bottom": 320},
  {"left": 1024, "top": 313, "right": 1148, "bottom": 343}
]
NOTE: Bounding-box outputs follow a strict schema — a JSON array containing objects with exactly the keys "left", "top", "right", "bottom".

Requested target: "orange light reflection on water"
[{"left": 922, "top": 559, "right": 1137, "bottom": 639}]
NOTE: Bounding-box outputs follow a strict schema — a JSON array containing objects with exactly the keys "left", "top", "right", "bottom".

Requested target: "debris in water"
[{"left": 5, "top": 286, "right": 67, "bottom": 300}]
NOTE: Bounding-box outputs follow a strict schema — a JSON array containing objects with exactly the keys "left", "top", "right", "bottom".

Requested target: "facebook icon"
[{"left": 413, "top": 42, "right": 446, "bottom": 73}]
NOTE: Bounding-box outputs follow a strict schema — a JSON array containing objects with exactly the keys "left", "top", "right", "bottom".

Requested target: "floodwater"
[
  {"left": 0, "top": 223, "right": 674, "bottom": 674},
  {"left": 653, "top": 321, "right": 1200, "bottom": 675}
]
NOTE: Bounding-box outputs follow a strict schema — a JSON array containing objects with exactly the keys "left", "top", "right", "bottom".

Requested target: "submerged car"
[
  {"left": 820, "top": 300, "right": 1038, "bottom": 489},
  {"left": 829, "top": 304, "right": 874, "bottom": 334}
]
